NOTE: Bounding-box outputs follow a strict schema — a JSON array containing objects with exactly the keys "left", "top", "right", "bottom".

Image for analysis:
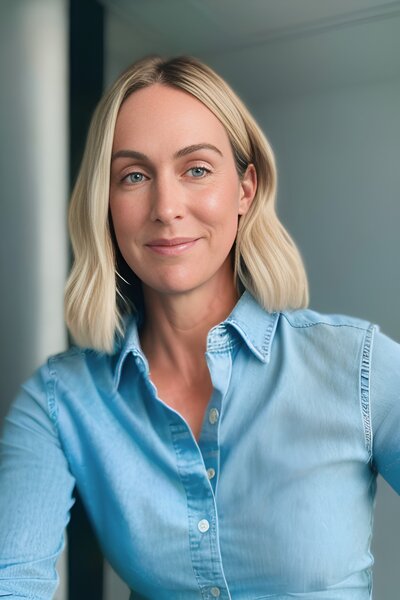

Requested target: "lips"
[
  {"left": 146, "top": 237, "right": 199, "bottom": 246},
  {"left": 145, "top": 237, "right": 200, "bottom": 255}
]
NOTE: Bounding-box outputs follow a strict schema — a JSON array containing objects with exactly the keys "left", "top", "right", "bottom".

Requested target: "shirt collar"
[
  {"left": 112, "top": 290, "right": 280, "bottom": 390},
  {"left": 224, "top": 290, "right": 279, "bottom": 363}
]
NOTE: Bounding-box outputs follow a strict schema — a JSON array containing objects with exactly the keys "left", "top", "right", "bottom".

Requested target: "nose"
[{"left": 150, "top": 175, "right": 185, "bottom": 224}]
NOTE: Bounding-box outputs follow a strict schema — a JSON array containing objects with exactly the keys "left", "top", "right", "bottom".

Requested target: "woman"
[{"left": 1, "top": 55, "right": 399, "bottom": 600}]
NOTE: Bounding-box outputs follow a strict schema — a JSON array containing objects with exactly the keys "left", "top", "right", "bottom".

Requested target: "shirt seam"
[
  {"left": 46, "top": 356, "right": 59, "bottom": 429},
  {"left": 359, "top": 323, "right": 376, "bottom": 461},
  {"left": 46, "top": 354, "right": 79, "bottom": 469},
  {"left": 281, "top": 312, "right": 370, "bottom": 332}
]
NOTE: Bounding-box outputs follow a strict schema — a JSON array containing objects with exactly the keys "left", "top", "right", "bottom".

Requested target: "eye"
[
  {"left": 122, "top": 172, "right": 148, "bottom": 184},
  {"left": 186, "top": 166, "right": 211, "bottom": 178}
]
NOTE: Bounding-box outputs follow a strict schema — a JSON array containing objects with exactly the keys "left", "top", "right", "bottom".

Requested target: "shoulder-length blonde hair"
[{"left": 65, "top": 55, "right": 309, "bottom": 353}]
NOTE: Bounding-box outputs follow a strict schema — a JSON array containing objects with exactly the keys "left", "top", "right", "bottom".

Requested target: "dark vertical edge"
[
  {"left": 69, "top": 0, "right": 104, "bottom": 185},
  {"left": 68, "top": 1, "right": 104, "bottom": 599}
]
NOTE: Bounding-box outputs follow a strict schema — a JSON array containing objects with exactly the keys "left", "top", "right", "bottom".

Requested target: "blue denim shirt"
[{"left": 1, "top": 291, "right": 400, "bottom": 600}]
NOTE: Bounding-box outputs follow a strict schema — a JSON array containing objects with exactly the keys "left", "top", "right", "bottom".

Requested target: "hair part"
[{"left": 65, "top": 55, "right": 309, "bottom": 353}]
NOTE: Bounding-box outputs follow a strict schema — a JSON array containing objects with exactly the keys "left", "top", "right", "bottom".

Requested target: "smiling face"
[{"left": 109, "top": 83, "right": 256, "bottom": 299}]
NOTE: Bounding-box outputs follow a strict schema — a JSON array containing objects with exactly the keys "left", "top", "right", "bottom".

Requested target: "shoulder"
[
  {"left": 7, "top": 346, "right": 106, "bottom": 438},
  {"left": 20, "top": 347, "right": 88, "bottom": 395},
  {"left": 46, "top": 344, "right": 116, "bottom": 386},
  {"left": 277, "top": 307, "right": 375, "bottom": 358},
  {"left": 280, "top": 307, "right": 400, "bottom": 438},
  {"left": 279, "top": 307, "right": 400, "bottom": 366},
  {"left": 47, "top": 345, "right": 107, "bottom": 370},
  {"left": 22, "top": 344, "right": 117, "bottom": 405},
  {"left": 279, "top": 307, "right": 400, "bottom": 376},
  {"left": 26, "top": 315, "right": 137, "bottom": 398},
  {"left": 278, "top": 307, "right": 400, "bottom": 458}
]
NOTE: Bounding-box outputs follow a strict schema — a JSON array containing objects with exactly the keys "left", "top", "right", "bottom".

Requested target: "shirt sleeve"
[
  {"left": 370, "top": 326, "right": 400, "bottom": 494},
  {"left": 0, "top": 362, "right": 76, "bottom": 599}
]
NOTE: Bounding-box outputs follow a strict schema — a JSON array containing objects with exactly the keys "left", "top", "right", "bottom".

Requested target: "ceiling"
[{"left": 101, "top": 0, "right": 400, "bottom": 103}]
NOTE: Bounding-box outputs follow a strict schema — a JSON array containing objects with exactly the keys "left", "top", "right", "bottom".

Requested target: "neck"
[{"left": 139, "top": 267, "right": 239, "bottom": 375}]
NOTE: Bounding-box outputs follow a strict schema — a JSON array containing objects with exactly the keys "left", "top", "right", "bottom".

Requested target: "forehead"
[{"left": 112, "top": 83, "right": 231, "bottom": 152}]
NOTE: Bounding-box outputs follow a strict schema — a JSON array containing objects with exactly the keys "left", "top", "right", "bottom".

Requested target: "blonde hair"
[{"left": 65, "top": 55, "right": 309, "bottom": 352}]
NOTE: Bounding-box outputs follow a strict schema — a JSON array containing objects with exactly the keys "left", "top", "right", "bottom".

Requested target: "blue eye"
[
  {"left": 123, "top": 172, "right": 146, "bottom": 184},
  {"left": 187, "top": 166, "right": 210, "bottom": 178}
]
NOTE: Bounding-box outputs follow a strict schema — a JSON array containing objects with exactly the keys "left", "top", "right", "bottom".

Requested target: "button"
[
  {"left": 208, "top": 408, "right": 219, "bottom": 424},
  {"left": 207, "top": 467, "right": 216, "bottom": 480},
  {"left": 211, "top": 587, "right": 221, "bottom": 597},
  {"left": 197, "top": 519, "right": 210, "bottom": 533}
]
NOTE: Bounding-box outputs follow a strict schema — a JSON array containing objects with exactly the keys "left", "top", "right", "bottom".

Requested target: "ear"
[{"left": 238, "top": 164, "right": 257, "bottom": 215}]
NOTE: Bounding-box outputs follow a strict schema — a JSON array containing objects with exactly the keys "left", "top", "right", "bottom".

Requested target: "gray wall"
[{"left": 254, "top": 79, "right": 400, "bottom": 337}]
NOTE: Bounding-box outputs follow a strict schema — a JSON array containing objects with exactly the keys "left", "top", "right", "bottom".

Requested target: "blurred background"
[{"left": 0, "top": 0, "right": 399, "bottom": 598}]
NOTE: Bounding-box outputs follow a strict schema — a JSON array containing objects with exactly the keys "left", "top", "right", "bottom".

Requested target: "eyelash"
[{"left": 120, "top": 165, "right": 212, "bottom": 185}]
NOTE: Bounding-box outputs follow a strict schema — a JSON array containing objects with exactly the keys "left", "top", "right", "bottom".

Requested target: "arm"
[
  {"left": 0, "top": 363, "right": 75, "bottom": 599},
  {"left": 370, "top": 327, "right": 400, "bottom": 494}
]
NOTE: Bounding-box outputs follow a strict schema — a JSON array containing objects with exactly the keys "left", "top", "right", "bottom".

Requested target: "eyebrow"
[{"left": 111, "top": 143, "right": 223, "bottom": 162}]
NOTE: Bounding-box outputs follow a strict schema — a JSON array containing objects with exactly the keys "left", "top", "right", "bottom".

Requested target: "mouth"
[{"left": 145, "top": 237, "right": 200, "bottom": 256}]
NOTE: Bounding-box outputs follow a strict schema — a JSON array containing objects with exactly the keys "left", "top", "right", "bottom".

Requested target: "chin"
[
  {"left": 144, "top": 280, "right": 202, "bottom": 296},
  {"left": 139, "top": 263, "right": 202, "bottom": 291}
]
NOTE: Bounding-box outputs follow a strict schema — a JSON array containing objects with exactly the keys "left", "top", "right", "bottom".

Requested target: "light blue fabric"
[{"left": 1, "top": 291, "right": 400, "bottom": 600}]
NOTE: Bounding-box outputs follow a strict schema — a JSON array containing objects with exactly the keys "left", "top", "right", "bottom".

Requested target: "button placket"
[
  {"left": 169, "top": 421, "right": 229, "bottom": 597},
  {"left": 200, "top": 359, "right": 231, "bottom": 600},
  {"left": 174, "top": 326, "right": 233, "bottom": 599}
]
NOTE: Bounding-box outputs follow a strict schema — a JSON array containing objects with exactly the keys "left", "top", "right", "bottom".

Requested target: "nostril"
[{"left": 150, "top": 201, "right": 185, "bottom": 223}]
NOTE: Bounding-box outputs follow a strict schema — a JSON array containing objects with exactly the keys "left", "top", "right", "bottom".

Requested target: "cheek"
[
  {"left": 109, "top": 197, "right": 144, "bottom": 240},
  {"left": 200, "top": 202, "right": 240, "bottom": 257},
  {"left": 109, "top": 193, "right": 124, "bottom": 230},
  {"left": 197, "top": 180, "right": 241, "bottom": 222}
]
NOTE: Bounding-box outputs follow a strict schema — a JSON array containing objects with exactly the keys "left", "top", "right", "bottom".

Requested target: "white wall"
[
  {"left": 0, "top": 1, "right": 69, "bottom": 597},
  {"left": 0, "top": 0, "right": 68, "bottom": 418}
]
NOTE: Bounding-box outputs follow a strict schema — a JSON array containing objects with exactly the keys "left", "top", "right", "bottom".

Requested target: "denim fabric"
[{"left": 1, "top": 291, "right": 400, "bottom": 600}]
